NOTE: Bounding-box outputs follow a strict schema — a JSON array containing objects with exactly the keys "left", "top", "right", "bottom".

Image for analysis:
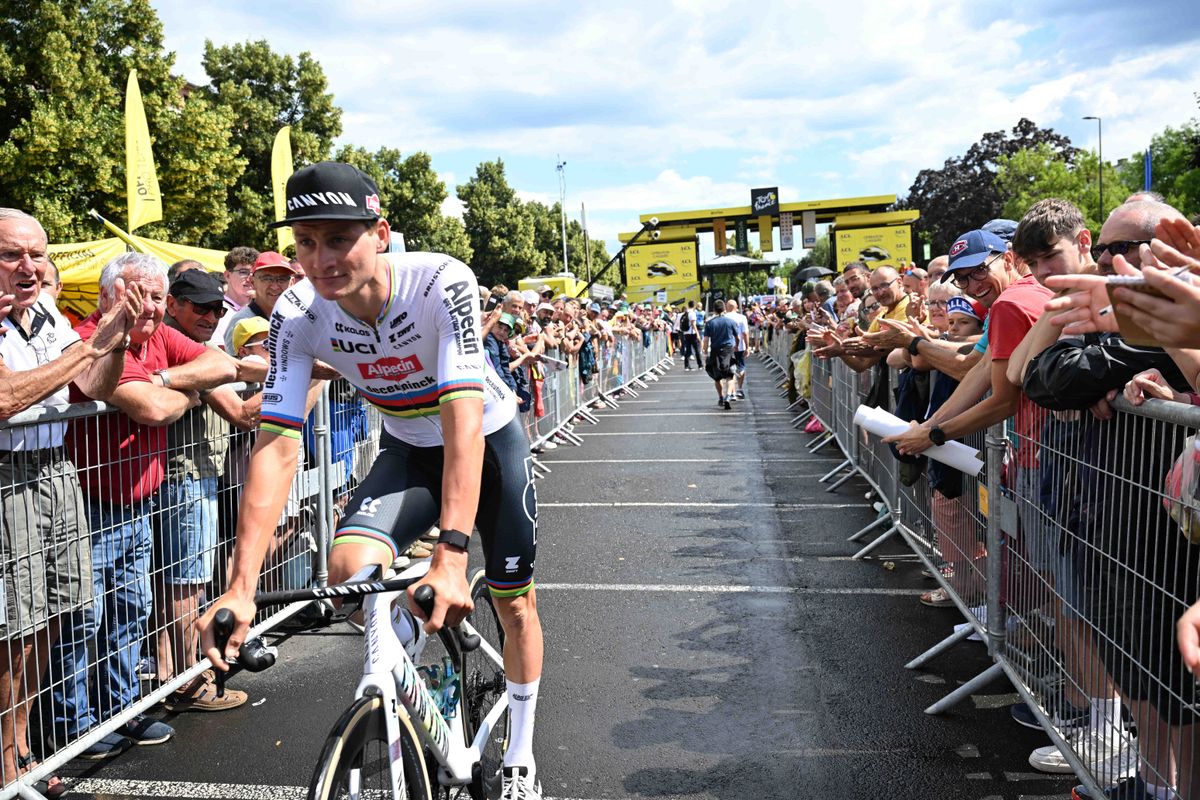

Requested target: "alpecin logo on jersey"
[
  {"left": 358, "top": 354, "right": 423, "bottom": 380},
  {"left": 331, "top": 338, "right": 378, "bottom": 355},
  {"left": 442, "top": 280, "right": 480, "bottom": 355}
]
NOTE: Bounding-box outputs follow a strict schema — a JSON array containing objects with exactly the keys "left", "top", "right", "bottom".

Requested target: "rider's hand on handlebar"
[
  {"left": 198, "top": 592, "right": 258, "bottom": 671},
  {"left": 409, "top": 546, "right": 474, "bottom": 633}
]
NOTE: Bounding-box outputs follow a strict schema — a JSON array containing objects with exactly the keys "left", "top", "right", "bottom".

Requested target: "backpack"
[{"left": 680, "top": 311, "right": 692, "bottom": 333}]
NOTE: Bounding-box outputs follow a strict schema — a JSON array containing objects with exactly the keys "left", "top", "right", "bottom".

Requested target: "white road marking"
[
  {"left": 539, "top": 501, "right": 870, "bottom": 509},
  {"left": 66, "top": 779, "right": 618, "bottom": 800},
  {"left": 578, "top": 431, "right": 728, "bottom": 436},
  {"left": 538, "top": 582, "right": 922, "bottom": 596},
  {"left": 593, "top": 412, "right": 790, "bottom": 417}
]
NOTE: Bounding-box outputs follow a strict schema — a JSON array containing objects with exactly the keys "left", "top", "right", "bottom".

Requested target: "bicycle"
[{"left": 213, "top": 556, "right": 509, "bottom": 800}]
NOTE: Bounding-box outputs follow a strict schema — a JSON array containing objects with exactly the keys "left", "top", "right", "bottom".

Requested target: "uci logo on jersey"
[
  {"left": 358, "top": 355, "right": 423, "bottom": 380},
  {"left": 331, "top": 338, "right": 378, "bottom": 355}
]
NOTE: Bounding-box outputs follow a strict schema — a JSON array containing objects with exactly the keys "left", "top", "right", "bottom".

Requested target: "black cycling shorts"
[
  {"left": 706, "top": 346, "right": 735, "bottom": 380},
  {"left": 332, "top": 418, "right": 538, "bottom": 597}
]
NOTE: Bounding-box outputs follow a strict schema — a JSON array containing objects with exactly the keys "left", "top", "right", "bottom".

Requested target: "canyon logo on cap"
[{"left": 269, "top": 162, "right": 382, "bottom": 228}]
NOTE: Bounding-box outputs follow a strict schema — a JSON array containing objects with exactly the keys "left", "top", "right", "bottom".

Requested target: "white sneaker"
[
  {"left": 541, "top": 440, "right": 558, "bottom": 450},
  {"left": 501, "top": 767, "right": 541, "bottom": 800},
  {"left": 1028, "top": 726, "right": 1137, "bottom": 781}
]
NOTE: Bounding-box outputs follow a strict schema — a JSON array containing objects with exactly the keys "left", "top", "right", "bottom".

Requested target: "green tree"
[
  {"left": 526, "top": 200, "right": 610, "bottom": 278},
  {"left": 0, "top": 0, "right": 244, "bottom": 243},
  {"left": 901, "top": 118, "right": 1076, "bottom": 254},
  {"left": 202, "top": 40, "right": 342, "bottom": 249},
  {"left": 457, "top": 160, "right": 544, "bottom": 287},
  {"left": 798, "top": 236, "right": 831, "bottom": 269},
  {"left": 424, "top": 214, "right": 473, "bottom": 264},
  {"left": 1117, "top": 121, "right": 1200, "bottom": 217},
  {"left": 995, "top": 144, "right": 1132, "bottom": 233}
]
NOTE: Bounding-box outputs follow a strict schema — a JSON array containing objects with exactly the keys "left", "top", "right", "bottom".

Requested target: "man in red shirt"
[{"left": 49, "top": 253, "right": 266, "bottom": 758}]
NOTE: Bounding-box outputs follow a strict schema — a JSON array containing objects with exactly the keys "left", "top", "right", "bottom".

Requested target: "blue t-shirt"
[
  {"left": 974, "top": 318, "right": 990, "bottom": 354},
  {"left": 703, "top": 314, "right": 738, "bottom": 349}
]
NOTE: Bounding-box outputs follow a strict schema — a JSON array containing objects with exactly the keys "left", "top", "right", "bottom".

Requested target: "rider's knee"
[{"left": 495, "top": 590, "right": 539, "bottom": 631}]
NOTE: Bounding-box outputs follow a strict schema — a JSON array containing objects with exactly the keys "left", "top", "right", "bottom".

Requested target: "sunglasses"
[
  {"left": 182, "top": 298, "right": 227, "bottom": 318},
  {"left": 950, "top": 253, "right": 1004, "bottom": 288},
  {"left": 1090, "top": 240, "right": 1151, "bottom": 261}
]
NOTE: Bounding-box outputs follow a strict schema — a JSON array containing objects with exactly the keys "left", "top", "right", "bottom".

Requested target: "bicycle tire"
[
  {"left": 309, "top": 694, "right": 432, "bottom": 800},
  {"left": 461, "top": 569, "right": 509, "bottom": 800}
]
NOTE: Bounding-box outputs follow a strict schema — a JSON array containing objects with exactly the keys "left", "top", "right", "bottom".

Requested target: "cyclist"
[{"left": 199, "top": 162, "right": 545, "bottom": 799}]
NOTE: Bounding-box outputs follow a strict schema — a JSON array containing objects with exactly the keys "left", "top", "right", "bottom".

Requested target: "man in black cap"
[{"left": 199, "top": 162, "right": 547, "bottom": 799}]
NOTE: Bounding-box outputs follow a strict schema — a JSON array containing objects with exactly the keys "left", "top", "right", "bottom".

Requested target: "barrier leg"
[
  {"left": 847, "top": 512, "right": 889, "bottom": 543},
  {"left": 923, "top": 662, "right": 1006, "bottom": 715},
  {"left": 791, "top": 410, "right": 813, "bottom": 427},
  {"left": 825, "top": 469, "right": 857, "bottom": 493},
  {"left": 785, "top": 398, "right": 806, "bottom": 410},
  {"left": 559, "top": 429, "right": 585, "bottom": 446},
  {"left": 807, "top": 432, "right": 836, "bottom": 453},
  {"left": 819, "top": 458, "right": 853, "bottom": 484},
  {"left": 850, "top": 522, "right": 900, "bottom": 559},
  {"left": 904, "top": 623, "right": 978, "bottom": 670},
  {"left": 530, "top": 455, "right": 549, "bottom": 474}
]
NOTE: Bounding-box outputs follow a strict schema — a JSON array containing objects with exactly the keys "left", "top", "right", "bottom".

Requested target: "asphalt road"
[{"left": 58, "top": 356, "right": 1076, "bottom": 800}]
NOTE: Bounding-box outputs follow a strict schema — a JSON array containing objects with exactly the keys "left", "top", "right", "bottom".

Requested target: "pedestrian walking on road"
[{"left": 702, "top": 301, "right": 738, "bottom": 409}]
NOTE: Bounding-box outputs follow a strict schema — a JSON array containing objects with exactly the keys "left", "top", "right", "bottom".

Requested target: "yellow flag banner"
[
  {"left": 49, "top": 214, "right": 227, "bottom": 320},
  {"left": 125, "top": 70, "right": 163, "bottom": 232},
  {"left": 271, "top": 126, "right": 295, "bottom": 253}
]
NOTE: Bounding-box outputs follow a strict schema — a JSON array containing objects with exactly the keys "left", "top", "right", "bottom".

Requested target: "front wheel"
[
  {"left": 309, "top": 694, "right": 432, "bottom": 800},
  {"left": 462, "top": 569, "right": 509, "bottom": 800}
]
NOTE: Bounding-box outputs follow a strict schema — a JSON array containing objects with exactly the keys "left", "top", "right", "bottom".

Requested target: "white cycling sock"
[
  {"left": 503, "top": 678, "right": 540, "bottom": 779},
  {"left": 1089, "top": 696, "right": 1122, "bottom": 732}
]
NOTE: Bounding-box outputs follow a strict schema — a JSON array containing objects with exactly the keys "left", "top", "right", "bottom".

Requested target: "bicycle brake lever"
[
  {"left": 212, "top": 608, "right": 243, "bottom": 697},
  {"left": 412, "top": 584, "right": 481, "bottom": 653}
]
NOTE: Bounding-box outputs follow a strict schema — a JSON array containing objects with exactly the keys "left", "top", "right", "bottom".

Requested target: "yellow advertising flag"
[
  {"left": 125, "top": 70, "right": 162, "bottom": 232},
  {"left": 758, "top": 215, "right": 773, "bottom": 253},
  {"left": 271, "top": 126, "right": 295, "bottom": 253}
]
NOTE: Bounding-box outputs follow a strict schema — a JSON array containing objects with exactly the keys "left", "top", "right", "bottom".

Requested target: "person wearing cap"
[
  {"left": 537, "top": 285, "right": 554, "bottom": 302},
  {"left": 156, "top": 268, "right": 260, "bottom": 713},
  {"left": 220, "top": 251, "right": 299, "bottom": 353},
  {"left": 198, "top": 161, "right": 547, "bottom": 798}
]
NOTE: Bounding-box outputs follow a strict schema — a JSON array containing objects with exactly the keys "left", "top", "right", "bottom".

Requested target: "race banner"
[
  {"left": 751, "top": 187, "right": 779, "bottom": 216},
  {"left": 834, "top": 225, "right": 913, "bottom": 270},
  {"left": 125, "top": 70, "right": 162, "bottom": 232},
  {"left": 779, "top": 212, "right": 794, "bottom": 250},
  {"left": 271, "top": 126, "right": 295, "bottom": 253},
  {"left": 758, "top": 215, "right": 773, "bottom": 253}
]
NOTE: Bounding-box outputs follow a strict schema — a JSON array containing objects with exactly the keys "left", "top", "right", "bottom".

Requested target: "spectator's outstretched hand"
[
  {"left": 0, "top": 293, "right": 14, "bottom": 326},
  {"left": 841, "top": 336, "right": 875, "bottom": 356},
  {"left": 884, "top": 420, "right": 932, "bottom": 456},
  {"left": 90, "top": 278, "right": 141, "bottom": 353},
  {"left": 1124, "top": 368, "right": 1187, "bottom": 405},
  {"left": 1178, "top": 599, "right": 1200, "bottom": 677},
  {"left": 864, "top": 317, "right": 915, "bottom": 350},
  {"left": 1043, "top": 253, "right": 1139, "bottom": 335},
  {"left": 1108, "top": 249, "right": 1200, "bottom": 348},
  {"left": 1155, "top": 219, "right": 1200, "bottom": 264}
]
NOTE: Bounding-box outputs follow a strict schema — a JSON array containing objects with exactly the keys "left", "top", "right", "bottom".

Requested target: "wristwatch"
[
  {"left": 907, "top": 337, "right": 925, "bottom": 356},
  {"left": 155, "top": 369, "right": 172, "bottom": 388},
  {"left": 928, "top": 425, "right": 947, "bottom": 446},
  {"left": 437, "top": 528, "right": 471, "bottom": 552}
]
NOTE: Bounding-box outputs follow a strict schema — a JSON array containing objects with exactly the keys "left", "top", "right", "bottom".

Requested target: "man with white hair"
[
  {"left": 50, "top": 252, "right": 266, "bottom": 758},
  {"left": 724, "top": 299, "right": 749, "bottom": 400},
  {"left": 0, "top": 208, "right": 140, "bottom": 792}
]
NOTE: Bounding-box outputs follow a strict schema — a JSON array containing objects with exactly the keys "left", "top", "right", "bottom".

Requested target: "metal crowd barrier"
[
  {"left": 760, "top": 331, "right": 1200, "bottom": 798},
  {"left": 0, "top": 329, "right": 673, "bottom": 799}
]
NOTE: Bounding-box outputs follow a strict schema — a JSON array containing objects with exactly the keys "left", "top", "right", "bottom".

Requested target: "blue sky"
[{"left": 155, "top": 0, "right": 1200, "bottom": 257}]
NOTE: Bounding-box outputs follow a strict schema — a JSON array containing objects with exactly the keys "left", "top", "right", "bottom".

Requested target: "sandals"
[
  {"left": 919, "top": 587, "right": 955, "bottom": 608},
  {"left": 16, "top": 752, "right": 66, "bottom": 799},
  {"left": 164, "top": 669, "right": 249, "bottom": 712}
]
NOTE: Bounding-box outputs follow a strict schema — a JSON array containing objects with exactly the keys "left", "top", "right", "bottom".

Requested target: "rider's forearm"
[
  {"left": 228, "top": 432, "right": 302, "bottom": 599},
  {"left": 438, "top": 397, "right": 485, "bottom": 537}
]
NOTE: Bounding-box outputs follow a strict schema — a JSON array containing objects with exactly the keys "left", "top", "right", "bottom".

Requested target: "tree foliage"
[
  {"left": 1116, "top": 121, "right": 1200, "bottom": 217},
  {"left": 457, "top": 160, "right": 545, "bottom": 288},
  {"left": 0, "top": 0, "right": 244, "bottom": 243},
  {"left": 902, "top": 118, "right": 1076, "bottom": 255},
  {"left": 996, "top": 144, "right": 1132, "bottom": 233},
  {"left": 202, "top": 39, "right": 342, "bottom": 249}
]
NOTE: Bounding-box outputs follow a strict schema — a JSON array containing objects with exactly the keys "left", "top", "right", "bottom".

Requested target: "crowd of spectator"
[{"left": 767, "top": 195, "right": 1200, "bottom": 800}]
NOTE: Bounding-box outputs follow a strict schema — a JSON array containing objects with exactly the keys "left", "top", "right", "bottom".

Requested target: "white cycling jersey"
[{"left": 260, "top": 252, "right": 517, "bottom": 447}]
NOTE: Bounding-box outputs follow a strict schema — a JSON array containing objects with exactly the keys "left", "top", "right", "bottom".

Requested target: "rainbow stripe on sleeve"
[
  {"left": 260, "top": 412, "right": 304, "bottom": 439},
  {"left": 438, "top": 379, "right": 484, "bottom": 405}
]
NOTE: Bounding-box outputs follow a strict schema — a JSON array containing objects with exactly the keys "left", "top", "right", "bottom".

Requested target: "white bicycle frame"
[{"left": 350, "top": 560, "right": 509, "bottom": 795}]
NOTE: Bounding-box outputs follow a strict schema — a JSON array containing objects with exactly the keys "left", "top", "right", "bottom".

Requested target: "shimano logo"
[{"left": 358, "top": 355, "right": 423, "bottom": 380}]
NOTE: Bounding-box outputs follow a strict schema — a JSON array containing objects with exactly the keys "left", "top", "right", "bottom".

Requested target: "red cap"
[{"left": 253, "top": 251, "right": 298, "bottom": 274}]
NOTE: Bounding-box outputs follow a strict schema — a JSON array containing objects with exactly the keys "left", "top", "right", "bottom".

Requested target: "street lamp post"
[
  {"left": 1083, "top": 115, "right": 1103, "bottom": 221},
  {"left": 556, "top": 157, "right": 568, "bottom": 274}
]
